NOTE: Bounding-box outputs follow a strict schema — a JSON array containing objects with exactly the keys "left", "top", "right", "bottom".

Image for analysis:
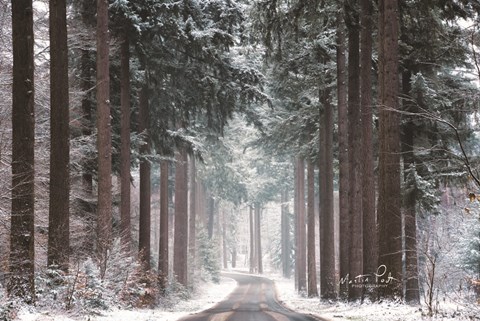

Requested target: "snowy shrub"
[
  {"left": 197, "top": 230, "right": 220, "bottom": 283},
  {"left": 457, "top": 213, "right": 480, "bottom": 301},
  {"left": 0, "top": 301, "right": 16, "bottom": 321}
]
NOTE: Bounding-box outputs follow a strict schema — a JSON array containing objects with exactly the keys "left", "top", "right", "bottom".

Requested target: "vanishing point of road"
[{"left": 178, "top": 272, "right": 327, "bottom": 321}]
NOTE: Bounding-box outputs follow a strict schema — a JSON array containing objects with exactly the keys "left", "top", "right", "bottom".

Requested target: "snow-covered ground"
[{"left": 14, "top": 271, "right": 480, "bottom": 321}]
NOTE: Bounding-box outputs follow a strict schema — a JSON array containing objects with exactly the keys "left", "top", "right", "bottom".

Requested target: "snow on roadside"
[
  {"left": 271, "top": 274, "right": 476, "bottom": 321},
  {"left": 16, "top": 276, "right": 237, "bottom": 321}
]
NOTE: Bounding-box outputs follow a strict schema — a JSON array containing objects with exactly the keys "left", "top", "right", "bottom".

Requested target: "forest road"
[{"left": 176, "top": 272, "right": 328, "bottom": 321}]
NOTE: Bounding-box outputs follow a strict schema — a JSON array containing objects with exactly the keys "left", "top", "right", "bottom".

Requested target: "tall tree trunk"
[
  {"left": 377, "top": 0, "right": 402, "bottom": 299},
  {"left": 307, "top": 162, "right": 318, "bottom": 297},
  {"left": 402, "top": 70, "right": 420, "bottom": 304},
  {"left": 319, "top": 80, "right": 336, "bottom": 299},
  {"left": 337, "top": 2, "right": 350, "bottom": 299},
  {"left": 80, "top": 49, "right": 93, "bottom": 195},
  {"left": 96, "top": 0, "right": 112, "bottom": 277},
  {"left": 249, "top": 205, "right": 256, "bottom": 273},
  {"left": 174, "top": 146, "right": 189, "bottom": 286},
  {"left": 281, "top": 188, "right": 291, "bottom": 278},
  {"left": 294, "top": 160, "right": 299, "bottom": 289},
  {"left": 79, "top": 48, "right": 95, "bottom": 256},
  {"left": 188, "top": 156, "right": 197, "bottom": 278},
  {"left": 222, "top": 209, "right": 228, "bottom": 269},
  {"left": 360, "top": 0, "right": 377, "bottom": 301},
  {"left": 295, "top": 157, "right": 306, "bottom": 293},
  {"left": 120, "top": 30, "right": 131, "bottom": 250},
  {"left": 48, "top": 0, "right": 70, "bottom": 272},
  {"left": 9, "top": 0, "right": 35, "bottom": 302},
  {"left": 158, "top": 160, "right": 169, "bottom": 290},
  {"left": 138, "top": 85, "right": 151, "bottom": 270},
  {"left": 255, "top": 203, "right": 263, "bottom": 274},
  {"left": 346, "top": 0, "right": 363, "bottom": 301},
  {"left": 207, "top": 196, "right": 215, "bottom": 239}
]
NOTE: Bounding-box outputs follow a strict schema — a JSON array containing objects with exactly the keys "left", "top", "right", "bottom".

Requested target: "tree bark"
[
  {"left": 337, "top": 2, "right": 350, "bottom": 299},
  {"left": 307, "top": 162, "right": 318, "bottom": 297},
  {"left": 96, "top": 0, "right": 112, "bottom": 277},
  {"left": 138, "top": 84, "right": 151, "bottom": 270},
  {"left": 120, "top": 30, "right": 131, "bottom": 250},
  {"left": 9, "top": 0, "right": 36, "bottom": 302},
  {"left": 377, "top": 0, "right": 403, "bottom": 299},
  {"left": 158, "top": 160, "right": 169, "bottom": 290},
  {"left": 360, "top": 0, "right": 378, "bottom": 301},
  {"left": 48, "top": 0, "right": 70, "bottom": 273},
  {"left": 174, "top": 146, "right": 189, "bottom": 286},
  {"left": 346, "top": 0, "right": 363, "bottom": 301}
]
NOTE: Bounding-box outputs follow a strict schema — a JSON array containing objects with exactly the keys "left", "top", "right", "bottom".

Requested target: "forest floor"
[{"left": 11, "top": 270, "right": 480, "bottom": 321}]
